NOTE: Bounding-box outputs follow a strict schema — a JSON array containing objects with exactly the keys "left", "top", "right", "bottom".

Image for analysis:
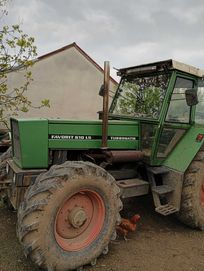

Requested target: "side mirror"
[
  {"left": 99, "top": 84, "right": 104, "bottom": 96},
  {"left": 185, "top": 88, "right": 198, "bottom": 106}
]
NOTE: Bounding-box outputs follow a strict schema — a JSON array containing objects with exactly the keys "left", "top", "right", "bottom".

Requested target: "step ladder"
[{"left": 147, "top": 166, "right": 178, "bottom": 216}]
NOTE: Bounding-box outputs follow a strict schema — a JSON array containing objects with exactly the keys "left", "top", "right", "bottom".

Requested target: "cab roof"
[{"left": 118, "top": 59, "right": 204, "bottom": 78}]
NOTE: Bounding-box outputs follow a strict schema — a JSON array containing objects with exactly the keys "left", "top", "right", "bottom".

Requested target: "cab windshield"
[{"left": 111, "top": 73, "right": 170, "bottom": 119}]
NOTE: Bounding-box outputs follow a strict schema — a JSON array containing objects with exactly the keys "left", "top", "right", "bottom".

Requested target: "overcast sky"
[{"left": 3, "top": 0, "right": 204, "bottom": 79}]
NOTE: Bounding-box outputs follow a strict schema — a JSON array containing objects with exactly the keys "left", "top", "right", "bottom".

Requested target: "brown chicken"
[{"left": 116, "top": 214, "right": 140, "bottom": 240}]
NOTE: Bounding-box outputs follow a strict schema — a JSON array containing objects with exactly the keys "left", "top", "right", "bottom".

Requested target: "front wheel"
[{"left": 17, "top": 161, "right": 122, "bottom": 271}]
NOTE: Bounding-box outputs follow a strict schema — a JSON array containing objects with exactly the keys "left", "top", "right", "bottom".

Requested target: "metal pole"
[{"left": 101, "top": 61, "right": 110, "bottom": 149}]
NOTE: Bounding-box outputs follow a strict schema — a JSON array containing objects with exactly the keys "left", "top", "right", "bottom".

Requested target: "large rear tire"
[
  {"left": 177, "top": 150, "right": 204, "bottom": 230},
  {"left": 17, "top": 161, "right": 121, "bottom": 271}
]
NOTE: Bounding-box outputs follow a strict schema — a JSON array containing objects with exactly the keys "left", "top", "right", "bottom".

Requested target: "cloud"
[{"left": 3, "top": 0, "right": 204, "bottom": 78}]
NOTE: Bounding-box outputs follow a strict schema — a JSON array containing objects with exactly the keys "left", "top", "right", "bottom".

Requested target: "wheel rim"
[
  {"left": 200, "top": 183, "right": 204, "bottom": 208},
  {"left": 54, "top": 189, "right": 105, "bottom": 251}
]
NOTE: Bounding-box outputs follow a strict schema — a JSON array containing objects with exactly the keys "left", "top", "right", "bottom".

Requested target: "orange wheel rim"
[{"left": 54, "top": 189, "right": 105, "bottom": 251}]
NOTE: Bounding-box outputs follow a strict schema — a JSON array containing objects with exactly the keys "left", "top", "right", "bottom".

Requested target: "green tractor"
[{"left": 1, "top": 59, "right": 204, "bottom": 270}]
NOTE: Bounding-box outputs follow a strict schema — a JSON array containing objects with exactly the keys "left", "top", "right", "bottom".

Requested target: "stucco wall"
[{"left": 6, "top": 47, "right": 118, "bottom": 124}]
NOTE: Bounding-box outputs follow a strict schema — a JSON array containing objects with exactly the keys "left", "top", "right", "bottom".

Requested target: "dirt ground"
[{"left": 0, "top": 196, "right": 204, "bottom": 271}]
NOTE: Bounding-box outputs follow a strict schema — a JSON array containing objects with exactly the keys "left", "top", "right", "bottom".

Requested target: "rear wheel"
[
  {"left": 17, "top": 161, "right": 121, "bottom": 271},
  {"left": 177, "top": 151, "right": 204, "bottom": 230},
  {"left": 0, "top": 147, "right": 11, "bottom": 180},
  {"left": 0, "top": 147, "right": 12, "bottom": 206}
]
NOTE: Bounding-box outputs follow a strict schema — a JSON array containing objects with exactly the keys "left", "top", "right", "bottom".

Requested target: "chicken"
[
  {"left": 116, "top": 214, "right": 140, "bottom": 240},
  {"left": 116, "top": 225, "right": 129, "bottom": 240}
]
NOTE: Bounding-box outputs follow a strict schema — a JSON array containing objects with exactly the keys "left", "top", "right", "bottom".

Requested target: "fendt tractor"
[{"left": 1, "top": 59, "right": 204, "bottom": 270}]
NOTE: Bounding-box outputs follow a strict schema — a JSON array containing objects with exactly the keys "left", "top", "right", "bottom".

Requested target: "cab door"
[{"left": 153, "top": 73, "right": 197, "bottom": 164}]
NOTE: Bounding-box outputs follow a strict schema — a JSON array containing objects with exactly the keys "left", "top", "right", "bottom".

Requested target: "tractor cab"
[{"left": 109, "top": 59, "right": 204, "bottom": 167}]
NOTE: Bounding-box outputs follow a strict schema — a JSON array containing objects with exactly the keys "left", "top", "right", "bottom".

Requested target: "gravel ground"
[{"left": 0, "top": 196, "right": 204, "bottom": 271}]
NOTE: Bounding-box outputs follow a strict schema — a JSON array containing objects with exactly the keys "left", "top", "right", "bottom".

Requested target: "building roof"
[{"left": 37, "top": 42, "right": 118, "bottom": 85}]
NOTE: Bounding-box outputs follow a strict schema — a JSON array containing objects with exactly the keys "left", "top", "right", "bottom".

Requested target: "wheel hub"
[
  {"left": 54, "top": 189, "right": 105, "bottom": 251},
  {"left": 69, "top": 207, "right": 87, "bottom": 228}
]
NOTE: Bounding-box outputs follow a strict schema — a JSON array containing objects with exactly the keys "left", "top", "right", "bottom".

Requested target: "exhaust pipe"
[{"left": 101, "top": 61, "right": 110, "bottom": 149}]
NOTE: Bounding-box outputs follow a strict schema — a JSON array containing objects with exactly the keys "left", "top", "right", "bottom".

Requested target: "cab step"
[
  {"left": 152, "top": 185, "right": 174, "bottom": 195},
  {"left": 108, "top": 169, "right": 137, "bottom": 180},
  {"left": 117, "top": 178, "right": 149, "bottom": 199},
  {"left": 147, "top": 166, "right": 170, "bottom": 175},
  {"left": 155, "top": 204, "right": 178, "bottom": 216}
]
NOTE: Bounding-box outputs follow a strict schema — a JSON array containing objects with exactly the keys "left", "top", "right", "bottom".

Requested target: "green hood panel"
[{"left": 11, "top": 118, "right": 140, "bottom": 169}]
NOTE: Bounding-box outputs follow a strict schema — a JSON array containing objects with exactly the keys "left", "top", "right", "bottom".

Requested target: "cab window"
[
  {"left": 195, "top": 79, "right": 204, "bottom": 124},
  {"left": 166, "top": 77, "right": 193, "bottom": 123}
]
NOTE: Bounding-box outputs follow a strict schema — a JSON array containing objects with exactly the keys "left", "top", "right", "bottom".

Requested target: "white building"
[{"left": 6, "top": 42, "right": 118, "bottom": 123}]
